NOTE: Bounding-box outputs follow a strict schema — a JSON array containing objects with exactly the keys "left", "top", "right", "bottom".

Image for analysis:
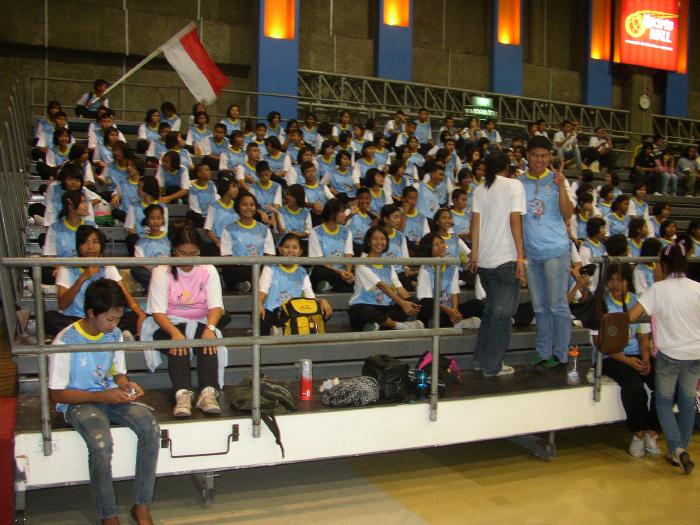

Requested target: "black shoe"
[{"left": 679, "top": 451, "right": 695, "bottom": 475}]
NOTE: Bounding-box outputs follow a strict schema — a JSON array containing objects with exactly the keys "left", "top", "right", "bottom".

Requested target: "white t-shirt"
[
  {"left": 553, "top": 131, "right": 578, "bottom": 152},
  {"left": 637, "top": 277, "right": 700, "bottom": 360},
  {"left": 147, "top": 265, "right": 224, "bottom": 315},
  {"left": 416, "top": 266, "right": 460, "bottom": 300},
  {"left": 471, "top": 176, "right": 526, "bottom": 269},
  {"left": 307, "top": 227, "right": 354, "bottom": 257}
]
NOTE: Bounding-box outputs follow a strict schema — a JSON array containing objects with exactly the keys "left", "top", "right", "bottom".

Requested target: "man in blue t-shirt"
[{"left": 49, "top": 279, "right": 159, "bottom": 524}]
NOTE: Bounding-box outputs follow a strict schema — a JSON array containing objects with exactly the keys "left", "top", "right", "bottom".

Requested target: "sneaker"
[
  {"left": 542, "top": 357, "right": 563, "bottom": 368},
  {"left": 196, "top": 386, "right": 222, "bottom": 415},
  {"left": 173, "top": 389, "right": 193, "bottom": 418},
  {"left": 363, "top": 322, "right": 380, "bottom": 331},
  {"left": 270, "top": 325, "right": 282, "bottom": 336},
  {"left": 316, "top": 280, "right": 332, "bottom": 293},
  {"left": 400, "top": 320, "right": 425, "bottom": 330},
  {"left": 455, "top": 317, "right": 481, "bottom": 330},
  {"left": 122, "top": 330, "right": 135, "bottom": 342},
  {"left": 644, "top": 434, "right": 662, "bottom": 456},
  {"left": 530, "top": 355, "right": 547, "bottom": 366},
  {"left": 483, "top": 364, "right": 516, "bottom": 377},
  {"left": 678, "top": 450, "right": 695, "bottom": 474},
  {"left": 236, "top": 281, "right": 252, "bottom": 293},
  {"left": 628, "top": 435, "right": 645, "bottom": 458}
]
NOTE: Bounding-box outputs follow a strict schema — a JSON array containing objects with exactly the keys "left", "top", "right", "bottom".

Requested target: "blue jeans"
[
  {"left": 65, "top": 402, "right": 160, "bottom": 520},
  {"left": 654, "top": 352, "right": 700, "bottom": 456},
  {"left": 525, "top": 251, "right": 571, "bottom": 362},
  {"left": 474, "top": 262, "right": 521, "bottom": 375}
]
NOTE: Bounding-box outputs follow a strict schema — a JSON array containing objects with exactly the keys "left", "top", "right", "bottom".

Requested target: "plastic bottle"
[{"left": 566, "top": 346, "right": 581, "bottom": 385}]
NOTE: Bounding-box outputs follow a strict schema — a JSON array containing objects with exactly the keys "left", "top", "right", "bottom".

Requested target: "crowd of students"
[{"left": 30, "top": 86, "right": 700, "bottom": 524}]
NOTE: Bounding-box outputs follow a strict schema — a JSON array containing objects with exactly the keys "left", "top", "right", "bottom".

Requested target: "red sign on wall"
[{"left": 616, "top": 0, "right": 679, "bottom": 71}]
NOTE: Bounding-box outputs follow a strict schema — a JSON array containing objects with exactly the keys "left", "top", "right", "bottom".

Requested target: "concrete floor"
[{"left": 25, "top": 423, "right": 699, "bottom": 525}]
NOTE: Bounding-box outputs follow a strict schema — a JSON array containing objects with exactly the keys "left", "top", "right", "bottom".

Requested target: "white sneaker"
[
  {"left": 644, "top": 434, "right": 662, "bottom": 456},
  {"left": 316, "top": 280, "right": 332, "bottom": 293},
  {"left": 196, "top": 386, "right": 222, "bottom": 415},
  {"left": 173, "top": 389, "right": 193, "bottom": 418},
  {"left": 628, "top": 435, "right": 645, "bottom": 458},
  {"left": 483, "top": 364, "right": 515, "bottom": 377},
  {"left": 455, "top": 317, "right": 481, "bottom": 330},
  {"left": 395, "top": 320, "right": 424, "bottom": 330},
  {"left": 363, "top": 322, "right": 380, "bottom": 331},
  {"left": 270, "top": 325, "right": 282, "bottom": 336},
  {"left": 236, "top": 281, "right": 252, "bottom": 293}
]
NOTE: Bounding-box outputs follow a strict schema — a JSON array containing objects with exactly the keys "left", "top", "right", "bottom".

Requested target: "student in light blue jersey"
[
  {"left": 42, "top": 190, "right": 95, "bottom": 258},
  {"left": 351, "top": 123, "right": 366, "bottom": 155},
  {"left": 365, "top": 168, "right": 392, "bottom": 215},
  {"left": 518, "top": 136, "right": 574, "bottom": 367},
  {"left": 265, "top": 111, "right": 286, "bottom": 140},
  {"left": 220, "top": 191, "right": 276, "bottom": 292},
  {"left": 286, "top": 127, "right": 305, "bottom": 163},
  {"left": 373, "top": 134, "right": 390, "bottom": 168},
  {"left": 316, "top": 139, "right": 338, "bottom": 179},
  {"left": 278, "top": 184, "right": 312, "bottom": 243},
  {"left": 235, "top": 142, "right": 261, "bottom": 190},
  {"left": 592, "top": 264, "right": 659, "bottom": 459},
  {"left": 405, "top": 136, "right": 425, "bottom": 178},
  {"left": 93, "top": 127, "right": 121, "bottom": 173},
  {"left": 164, "top": 130, "right": 194, "bottom": 170},
  {"left": 137, "top": 108, "right": 160, "bottom": 154},
  {"left": 308, "top": 198, "right": 355, "bottom": 293},
  {"left": 259, "top": 233, "right": 332, "bottom": 335},
  {"left": 605, "top": 194, "right": 631, "bottom": 237},
  {"left": 124, "top": 175, "right": 167, "bottom": 240},
  {"left": 578, "top": 217, "right": 607, "bottom": 294},
  {"left": 450, "top": 188, "right": 471, "bottom": 242},
  {"left": 416, "top": 164, "right": 445, "bottom": 220},
  {"left": 186, "top": 164, "right": 217, "bottom": 228},
  {"left": 99, "top": 141, "right": 130, "bottom": 202},
  {"left": 332, "top": 110, "right": 352, "bottom": 139},
  {"left": 250, "top": 161, "right": 283, "bottom": 229},
  {"left": 348, "top": 226, "right": 422, "bottom": 331},
  {"left": 347, "top": 188, "right": 376, "bottom": 256},
  {"left": 157, "top": 151, "right": 190, "bottom": 205},
  {"left": 380, "top": 204, "right": 416, "bottom": 290},
  {"left": 49, "top": 278, "right": 159, "bottom": 524},
  {"left": 414, "top": 108, "right": 433, "bottom": 153},
  {"left": 574, "top": 192, "right": 594, "bottom": 241},
  {"left": 287, "top": 146, "right": 316, "bottom": 187},
  {"left": 42, "top": 127, "right": 73, "bottom": 179},
  {"left": 400, "top": 186, "right": 430, "bottom": 254},
  {"left": 322, "top": 149, "right": 358, "bottom": 205},
  {"left": 353, "top": 141, "right": 378, "bottom": 182},
  {"left": 264, "top": 136, "right": 291, "bottom": 186},
  {"left": 220, "top": 103, "right": 243, "bottom": 136},
  {"left": 658, "top": 219, "right": 676, "bottom": 248},
  {"left": 300, "top": 160, "right": 334, "bottom": 226},
  {"left": 633, "top": 237, "right": 663, "bottom": 294},
  {"left": 384, "top": 161, "right": 411, "bottom": 203},
  {"left": 160, "top": 100, "right": 181, "bottom": 131},
  {"left": 74, "top": 78, "right": 109, "bottom": 118},
  {"left": 204, "top": 176, "right": 239, "bottom": 252},
  {"left": 648, "top": 201, "right": 670, "bottom": 238},
  {"left": 185, "top": 111, "right": 213, "bottom": 155},
  {"left": 45, "top": 225, "right": 145, "bottom": 337},
  {"left": 688, "top": 220, "right": 700, "bottom": 257},
  {"left": 132, "top": 204, "right": 171, "bottom": 291},
  {"left": 628, "top": 182, "right": 650, "bottom": 219},
  {"left": 145, "top": 122, "right": 171, "bottom": 164},
  {"left": 201, "top": 124, "right": 232, "bottom": 171},
  {"left": 251, "top": 122, "right": 268, "bottom": 156},
  {"left": 34, "top": 99, "right": 62, "bottom": 147},
  {"left": 301, "top": 112, "right": 319, "bottom": 146},
  {"left": 628, "top": 217, "right": 649, "bottom": 257}
]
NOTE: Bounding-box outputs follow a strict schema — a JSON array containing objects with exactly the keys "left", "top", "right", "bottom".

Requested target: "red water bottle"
[{"left": 299, "top": 359, "right": 313, "bottom": 400}]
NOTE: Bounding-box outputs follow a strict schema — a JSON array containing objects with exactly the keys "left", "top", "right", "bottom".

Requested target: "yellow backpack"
[{"left": 281, "top": 298, "right": 326, "bottom": 335}]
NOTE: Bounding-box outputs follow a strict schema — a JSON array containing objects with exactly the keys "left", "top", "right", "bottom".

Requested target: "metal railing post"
[
  {"left": 32, "top": 265, "right": 52, "bottom": 456},
  {"left": 251, "top": 262, "right": 262, "bottom": 438},
  {"left": 429, "top": 263, "right": 442, "bottom": 422},
  {"left": 593, "top": 350, "right": 603, "bottom": 402}
]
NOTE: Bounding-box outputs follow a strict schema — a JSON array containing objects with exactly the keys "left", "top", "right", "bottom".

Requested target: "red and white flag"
[{"left": 161, "top": 23, "right": 229, "bottom": 104}]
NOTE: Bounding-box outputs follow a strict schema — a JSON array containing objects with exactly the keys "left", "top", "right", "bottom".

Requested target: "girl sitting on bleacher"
[
  {"left": 99, "top": 141, "right": 130, "bottom": 202},
  {"left": 648, "top": 201, "right": 670, "bottom": 238},
  {"left": 289, "top": 146, "right": 316, "bottom": 186},
  {"left": 144, "top": 122, "right": 171, "bottom": 163},
  {"left": 220, "top": 190, "right": 276, "bottom": 292},
  {"left": 43, "top": 162, "right": 99, "bottom": 226},
  {"left": 593, "top": 263, "right": 660, "bottom": 459},
  {"left": 365, "top": 168, "right": 392, "bottom": 215},
  {"left": 605, "top": 194, "right": 631, "bottom": 236},
  {"left": 400, "top": 186, "right": 430, "bottom": 255},
  {"left": 347, "top": 188, "right": 376, "bottom": 256},
  {"left": 137, "top": 108, "right": 160, "bottom": 153},
  {"left": 278, "top": 184, "right": 312, "bottom": 242},
  {"left": 159, "top": 101, "right": 181, "bottom": 131},
  {"left": 185, "top": 111, "right": 213, "bottom": 155},
  {"left": 379, "top": 204, "right": 415, "bottom": 290},
  {"left": 186, "top": 164, "right": 217, "bottom": 228},
  {"left": 250, "top": 161, "right": 282, "bottom": 229},
  {"left": 34, "top": 100, "right": 62, "bottom": 146},
  {"left": 266, "top": 110, "right": 285, "bottom": 140},
  {"left": 658, "top": 219, "right": 676, "bottom": 248},
  {"left": 132, "top": 204, "right": 171, "bottom": 292},
  {"left": 156, "top": 151, "right": 190, "bottom": 205},
  {"left": 264, "top": 136, "right": 291, "bottom": 186},
  {"left": 46, "top": 225, "right": 145, "bottom": 337},
  {"left": 220, "top": 103, "right": 243, "bottom": 136},
  {"left": 348, "top": 226, "right": 422, "bottom": 332},
  {"left": 163, "top": 131, "right": 194, "bottom": 170},
  {"left": 204, "top": 177, "right": 239, "bottom": 253},
  {"left": 384, "top": 160, "right": 410, "bottom": 204},
  {"left": 627, "top": 182, "right": 649, "bottom": 219},
  {"left": 308, "top": 198, "right": 355, "bottom": 293},
  {"left": 125, "top": 175, "right": 169, "bottom": 238},
  {"left": 92, "top": 126, "right": 121, "bottom": 168},
  {"left": 574, "top": 192, "right": 594, "bottom": 242},
  {"left": 145, "top": 221, "right": 225, "bottom": 418},
  {"left": 633, "top": 237, "right": 663, "bottom": 294},
  {"left": 627, "top": 217, "right": 649, "bottom": 257},
  {"left": 111, "top": 156, "right": 143, "bottom": 223},
  {"left": 353, "top": 142, "right": 378, "bottom": 182},
  {"left": 432, "top": 208, "right": 471, "bottom": 269},
  {"left": 42, "top": 127, "right": 73, "bottom": 179},
  {"left": 321, "top": 149, "right": 357, "bottom": 205},
  {"left": 316, "top": 139, "right": 337, "bottom": 179},
  {"left": 258, "top": 232, "right": 333, "bottom": 335},
  {"left": 43, "top": 189, "right": 95, "bottom": 258}
]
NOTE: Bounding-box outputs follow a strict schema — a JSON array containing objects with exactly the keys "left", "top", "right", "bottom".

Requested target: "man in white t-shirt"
[
  {"left": 585, "top": 127, "right": 617, "bottom": 171},
  {"left": 469, "top": 151, "right": 526, "bottom": 377},
  {"left": 553, "top": 120, "right": 581, "bottom": 169}
]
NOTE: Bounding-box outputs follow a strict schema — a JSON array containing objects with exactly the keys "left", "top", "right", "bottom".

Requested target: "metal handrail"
[{"left": 0, "top": 254, "right": 457, "bottom": 455}]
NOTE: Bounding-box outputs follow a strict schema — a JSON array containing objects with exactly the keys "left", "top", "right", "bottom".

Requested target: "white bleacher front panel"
[{"left": 15, "top": 383, "right": 625, "bottom": 488}]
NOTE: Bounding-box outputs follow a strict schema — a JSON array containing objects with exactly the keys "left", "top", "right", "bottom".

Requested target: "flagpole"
[{"left": 102, "top": 22, "right": 197, "bottom": 97}]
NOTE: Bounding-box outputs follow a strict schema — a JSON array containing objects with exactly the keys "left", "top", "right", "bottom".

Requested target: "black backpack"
[{"left": 362, "top": 354, "right": 410, "bottom": 400}]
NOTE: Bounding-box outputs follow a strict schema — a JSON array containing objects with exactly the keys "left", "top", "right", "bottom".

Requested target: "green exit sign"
[{"left": 472, "top": 96, "right": 494, "bottom": 109}]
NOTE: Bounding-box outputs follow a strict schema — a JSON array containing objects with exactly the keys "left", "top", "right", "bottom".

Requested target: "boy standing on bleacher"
[{"left": 49, "top": 279, "right": 159, "bottom": 525}]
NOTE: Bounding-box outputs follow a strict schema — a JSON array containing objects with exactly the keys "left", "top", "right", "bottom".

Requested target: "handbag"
[
  {"left": 598, "top": 295, "right": 629, "bottom": 355},
  {"left": 575, "top": 257, "right": 610, "bottom": 331},
  {"left": 362, "top": 354, "right": 410, "bottom": 400}
]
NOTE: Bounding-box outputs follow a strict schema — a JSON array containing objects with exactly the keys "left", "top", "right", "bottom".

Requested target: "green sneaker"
[
  {"left": 542, "top": 357, "right": 562, "bottom": 368},
  {"left": 530, "top": 355, "right": 546, "bottom": 366}
]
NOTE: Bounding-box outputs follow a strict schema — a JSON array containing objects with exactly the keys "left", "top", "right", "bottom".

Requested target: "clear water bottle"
[{"left": 567, "top": 346, "right": 581, "bottom": 385}]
